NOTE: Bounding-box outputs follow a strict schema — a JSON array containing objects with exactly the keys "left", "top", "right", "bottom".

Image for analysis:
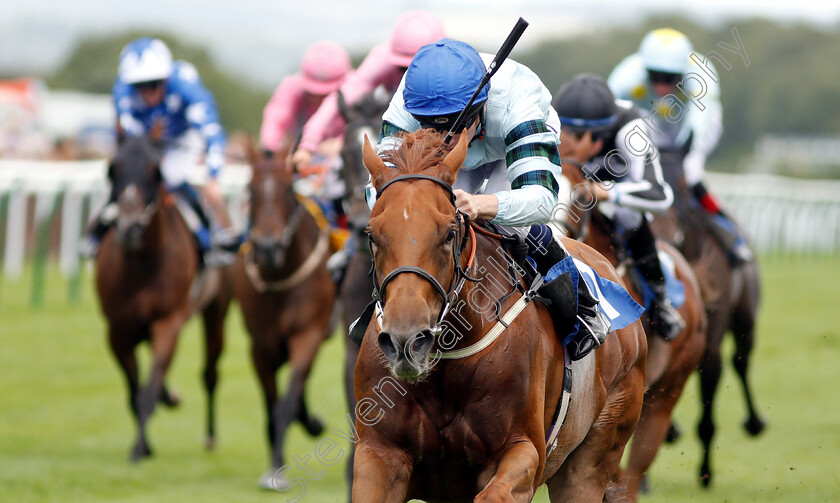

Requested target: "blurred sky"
[{"left": 2, "top": 0, "right": 839, "bottom": 89}]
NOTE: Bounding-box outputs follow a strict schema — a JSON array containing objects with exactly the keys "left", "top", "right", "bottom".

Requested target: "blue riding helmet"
[{"left": 404, "top": 38, "right": 488, "bottom": 130}]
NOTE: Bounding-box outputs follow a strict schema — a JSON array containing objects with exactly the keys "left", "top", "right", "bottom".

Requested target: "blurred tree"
[{"left": 47, "top": 32, "right": 270, "bottom": 135}]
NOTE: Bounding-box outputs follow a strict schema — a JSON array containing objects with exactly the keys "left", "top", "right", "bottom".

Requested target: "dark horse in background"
[
  {"left": 560, "top": 163, "right": 706, "bottom": 501},
  {"left": 233, "top": 144, "right": 336, "bottom": 489},
  {"left": 335, "top": 89, "right": 390, "bottom": 497},
  {"left": 352, "top": 130, "right": 647, "bottom": 502},
  {"left": 95, "top": 126, "right": 234, "bottom": 462},
  {"left": 651, "top": 150, "right": 765, "bottom": 486}
]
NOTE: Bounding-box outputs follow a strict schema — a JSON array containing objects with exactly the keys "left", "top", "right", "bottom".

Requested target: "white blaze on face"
[{"left": 403, "top": 208, "right": 409, "bottom": 221}]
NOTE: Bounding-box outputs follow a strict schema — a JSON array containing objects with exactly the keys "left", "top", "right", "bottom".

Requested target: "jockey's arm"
[
  {"left": 259, "top": 76, "right": 304, "bottom": 153},
  {"left": 602, "top": 118, "right": 674, "bottom": 214},
  {"left": 683, "top": 65, "right": 723, "bottom": 186},
  {"left": 112, "top": 80, "right": 145, "bottom": 135}
]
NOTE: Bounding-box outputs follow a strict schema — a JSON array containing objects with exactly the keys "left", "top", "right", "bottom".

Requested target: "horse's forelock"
[{"left": 380, "top": 130, "right": 453, "bottom": 183}]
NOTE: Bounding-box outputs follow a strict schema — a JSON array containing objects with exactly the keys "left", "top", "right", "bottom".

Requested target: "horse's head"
[
  {"left": 247, "top": 152, "right": 300, "bottom": 273},
  {"left": 338, "top": 89, "right": 390, "bottom": 236},
  {"left": 362, "top": 129, "right": 469, "bottom": 379},
  {"left": 108, "top": 129, "right": 164, "bottom": 251}
]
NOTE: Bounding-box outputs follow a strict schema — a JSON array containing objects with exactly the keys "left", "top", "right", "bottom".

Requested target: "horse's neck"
[
  {"left": 143, "top": 204, "right": 171, "bottom": 255},
  {"left": 453, "top": 233, "right": 522, "bottom": 336},
  {"left": 584, "top": 214, "right": 621, "bottom": 266}
]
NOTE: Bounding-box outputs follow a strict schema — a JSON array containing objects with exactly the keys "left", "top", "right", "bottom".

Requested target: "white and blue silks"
[{"left": 544, "top": 254, "right": 645, "bottom": 346}]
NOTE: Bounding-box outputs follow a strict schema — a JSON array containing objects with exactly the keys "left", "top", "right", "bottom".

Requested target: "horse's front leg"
[
  {"left": 475, "top": 441, "right": 541, "bottom": 503},
  {"left": 132, "top": 310, "right": 187, "bottom": 461},
  {"left": 352, "top": 442, "right": 412, "bottom": 503}
]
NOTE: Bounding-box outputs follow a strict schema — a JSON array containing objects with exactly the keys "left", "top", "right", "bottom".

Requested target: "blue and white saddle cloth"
[{"left": 543, "top": 254, "right": 646, "bottom": 346}]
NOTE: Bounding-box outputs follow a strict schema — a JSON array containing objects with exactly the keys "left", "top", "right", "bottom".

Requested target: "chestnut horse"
[
  {"left": 233, "top": 150, "right": 336, "bottom": 489},
  {"left": 651, "top": 151, "right": 765, "bottom": 486},
  {"left": 336, "top": 89, "right": 390, "bottom": 496},
  {"left": 352, "top": 130, "right": 647, "bottom": 502},
  {"left": 560, "top": 163, "right": 706, "bottom": 500},
  {"left": 95, "top": 131, "right": 233, "bottom": 462}
]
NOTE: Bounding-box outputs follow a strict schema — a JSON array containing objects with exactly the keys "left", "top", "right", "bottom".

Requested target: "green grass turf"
[{"left": 1, "top": 256, "right": 838, "bottom": 502}]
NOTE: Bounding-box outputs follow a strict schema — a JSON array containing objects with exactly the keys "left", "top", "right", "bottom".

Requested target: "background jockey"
[
  {"left": 82, "top": 37, "right": 235, "bottom": 266},
  {"left": 608, "top": 28, "right": 753, "bottom": 266},
  {"left": 259, "top": 40, "right": 351, "bottom": 157},
  {"left": 371, "top": 38, "right": 611, "bottom": 361},
  {"left": 290, "top": 10, "right": 445, "bottom": 174},
  {"left": 553, "top": 73, "right": 685, "bottom": 341},
  {"left": 259, "top": 40, "right": 352, "bottom": 241}
]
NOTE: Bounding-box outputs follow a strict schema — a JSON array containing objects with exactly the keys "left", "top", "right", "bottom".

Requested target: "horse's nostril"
[
  {"left": 408, "top": 330, "right": 434, "bottom": 360},
  {"left": 378, "top": 332, "right": 399, "bottom": 362}
]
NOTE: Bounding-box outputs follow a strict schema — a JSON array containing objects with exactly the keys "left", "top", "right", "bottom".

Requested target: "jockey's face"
[
  {"left": 558, "top": 129, "right": 603, "bottom": 162},
  {"left": 134, "top": 79, "right": 166, "bottom": 107},
  {"left": 647, "top": 69, "right": 682, "bottom": 98},
  {"left": 444, "top": 119, "right": 479, "bottom": 152}
]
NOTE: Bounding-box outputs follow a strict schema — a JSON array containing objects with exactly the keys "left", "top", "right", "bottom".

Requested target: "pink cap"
[
  {"left": 388, "top": 11, "right": 446, "bottom": 68},
  {"left": 300, "top": 41, "right": 351, "bottom": 96}
]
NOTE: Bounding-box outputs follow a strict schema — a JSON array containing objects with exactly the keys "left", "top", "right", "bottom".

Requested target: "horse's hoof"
[
  {"left": 303, "top": 416, "right": 325, "bottom": 437},
  {"left": 160, "top": 388, "right": 181, "bottom": 408},
  {"left": 665, "top": 422, "right": 681, "bottom": 443},
  {"left": 744, "top": 415, "right": 767, "bottom": 436},
  {"left": 258, "top": 469, "right": 289, "bottom": 491},
  {"left": 204, "top": 436, "right": 216, "bottom": 451},
  {"left": 639, "top": 475, "right": 650, "bottom": 494},
  {"left": 129, "top": 442, "right": 153, "bottom": 463}
]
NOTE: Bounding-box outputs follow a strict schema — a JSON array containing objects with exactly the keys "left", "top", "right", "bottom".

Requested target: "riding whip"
[{"left": 443, "top": 17, "right": 529, "bottom": 144}]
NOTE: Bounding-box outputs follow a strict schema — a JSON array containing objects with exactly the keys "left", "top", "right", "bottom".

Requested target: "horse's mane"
[{"left": 380, "top": 129, "right": 451, "bottom": 180}]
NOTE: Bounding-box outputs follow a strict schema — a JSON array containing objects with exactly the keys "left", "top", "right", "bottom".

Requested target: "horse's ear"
[
  {"left": 243, "top": 135, "right": 262, "bottom": 166},
  {"left": 440, "top": 129, "right": 469, "bottom": 184},
  {"left": 150, "top": 119, "right": 164, "bottom": 143},
  {"left": 362, "top": 134, "right": 387, "bottom": 185},
  {"left": 115, "top": 119, "right": 125, "bottom": 146},
  {"left": 276, "top": 134, "right": 293, "bottom": 161},
  {"left": 337, "top": 90, "right": 350, "bottom": 122}
]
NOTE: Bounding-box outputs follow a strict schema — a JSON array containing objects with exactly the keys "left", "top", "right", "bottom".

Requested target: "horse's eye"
[{"left": 446, "top": 229, "right": 457, "bottom": 243}]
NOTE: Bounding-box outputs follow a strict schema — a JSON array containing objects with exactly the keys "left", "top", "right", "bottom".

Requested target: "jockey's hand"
[
  {"left": 454, "top": 189, "right": 498, "bottom": 221},
  {"left": 204, "top": 178, "right": 223, "bottom": 207},
  {"left": 588, "top": 180, "right": 612, "bottom": 203},
  {"left": 291, "top": 149, "right": 314, "bottom": 174}
]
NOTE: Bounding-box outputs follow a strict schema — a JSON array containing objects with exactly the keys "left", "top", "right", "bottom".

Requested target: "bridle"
[{"left": 369, "top": 174, "right": 477, "bottom": 337}]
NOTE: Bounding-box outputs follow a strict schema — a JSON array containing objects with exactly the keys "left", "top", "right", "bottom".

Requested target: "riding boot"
[
  {"left": 531, "top": 237, "right": 611, "bottom": 361},
  {"left": 79, "top": 202, "right": 119, "bottom": 258},
  {"left": 635, "top": 253, "right": 685, "bottom": 341},
  {"left": 626, "top": 220, "right": 685, "bottom": 341},
  {"left": 692, "top": 182, "right": 753, "bottom": 267}
]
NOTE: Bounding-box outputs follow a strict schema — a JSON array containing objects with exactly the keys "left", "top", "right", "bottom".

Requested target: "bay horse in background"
[
  {"left": 95, "top": 126, "right": 234, "bottom": 462},
  {"left": 336, "top": 88, "right": 390, "bottom": 496},
  {"left": 233, "top": 144, "right": 336, "bottom": 489},
  {"left": 560, "top": 162, "right": 706, "bottom": 500},
  {"left": 352, "top": 130, "right": 647, "bottom": 502},
  {"left": 651, "top": 150, "right": 765, "bottom": 486}
]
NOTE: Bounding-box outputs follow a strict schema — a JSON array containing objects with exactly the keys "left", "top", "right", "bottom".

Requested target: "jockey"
[
  {"left": 608, "top": 28, "right": 753, "bottom": 266},
  {"left": 371, "top": 38, "right": 611, "bottom": 361},
  {"left": 552, "top": 73, "right": 685, "bottom": 341},
  {"left": 259, "top": 40, "right": 351, "bottom": 156},
  {"left": 290, "top": 10, "right": 445, "bottom": 174},
  {"left": 82, "top": 37, "right": 234, "bottom": 266},
  {"left": 259, "top": 40, "right": 352, "bottom": 259}
]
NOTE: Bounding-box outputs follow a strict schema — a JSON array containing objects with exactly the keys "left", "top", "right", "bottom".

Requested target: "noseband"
[{"left": 370, "top": 175, "right": 476, "bottom": 335}]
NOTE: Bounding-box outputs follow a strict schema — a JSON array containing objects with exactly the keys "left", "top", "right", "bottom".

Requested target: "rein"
[{"left": 243, "top": 195, "right": 329, "bottom": 293}]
